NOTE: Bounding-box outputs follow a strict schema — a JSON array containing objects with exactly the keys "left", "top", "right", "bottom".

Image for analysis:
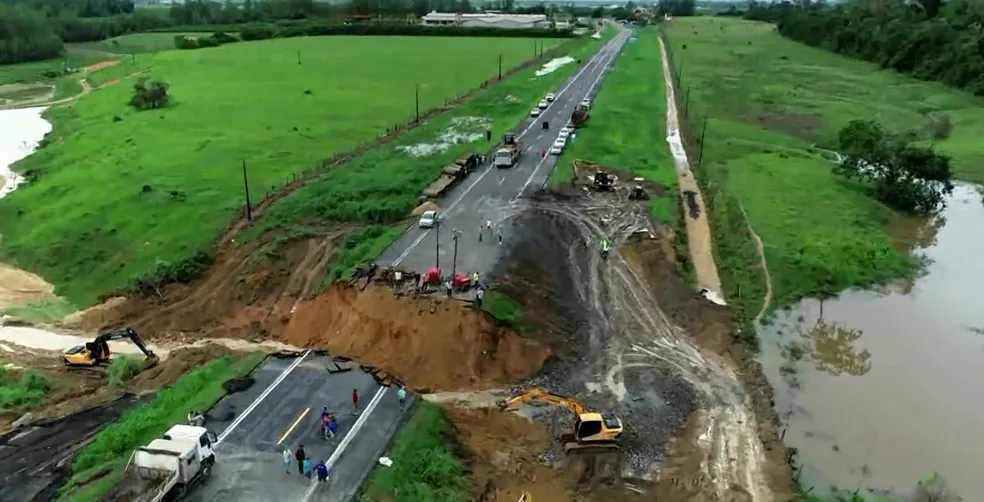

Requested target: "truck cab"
[{"left": 162, "top": 424, "right": 217, "bottom": 465}]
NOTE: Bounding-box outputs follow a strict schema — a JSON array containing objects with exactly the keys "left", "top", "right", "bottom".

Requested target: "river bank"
[{"left": 758, "top": 183, "right": 984, "bottom": 499}]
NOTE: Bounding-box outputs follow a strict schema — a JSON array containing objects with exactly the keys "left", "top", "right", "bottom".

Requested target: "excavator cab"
[
  {"left": 64, "top": 328, "right": 158, "bottom": 367},
  {"left": 573, "top": 411, "right": 623, "bottom": 443}
]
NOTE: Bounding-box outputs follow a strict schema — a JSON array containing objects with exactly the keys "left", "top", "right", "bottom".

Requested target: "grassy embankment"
[
  {"left": 0, "top": 35, "right": 565, "bottom": 306},
  {"left": 60, "top": 352, "right": 266, "bottom": 502},
  {"left": 481, "top": 290, "right": 535, "bottom": 333},
  {"left": 548, "top": 28, "right": 677, "bottom": 224},
  {"left": 662, "top": 17, "right": 984, "bottom": 328},
  {"left": 248, "top": 34, "right": 609, "bottom": 286},
  {"left": 361, "top": 401, "right": 469, "bottom": 502}
]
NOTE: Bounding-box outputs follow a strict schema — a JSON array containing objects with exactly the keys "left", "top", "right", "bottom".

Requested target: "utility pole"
[
  {"left": 697, "top": 119, "right": 708, "bottom": 170},
  {"left": 242, "top": 160, "right": 252, "bottom": 221},
  {"left": 498, "top": 53, "right": 502, "bottom": 80},
  {"left": 297, "top": 50, "right": 301, "bottom": 65},
  {"left": 451, "top": 229, "right": 461, "bottom": 279},
  {"left": 434, "top": 221, "right": 440, "bottom": 271},
  {"left": 415, "top": 83, "right": 420, "bottom": 123}
]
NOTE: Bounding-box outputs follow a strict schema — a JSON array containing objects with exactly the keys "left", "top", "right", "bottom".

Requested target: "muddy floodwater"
[
  {"left": 0, "top": 106, "right": 51, "bottom": 198},
  {"left": 758, "top": 184, "right": 984, "bottom": 498}
]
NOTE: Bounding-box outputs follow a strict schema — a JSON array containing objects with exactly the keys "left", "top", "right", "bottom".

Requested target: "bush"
[
  {"left": 106, "top": 356, "right": 143, "bottom": 387},
  {"left": 123, "top": 250, "right": 213, "bottom": 298},
  {"left": 240, "top": 24, "right": 277, "bottom": 41},
  {"left": 174, "top": 32, "right": 238, "bottom": 50},
  {"left": 0, "top": 369, "right": 52, "bottom": 409}
]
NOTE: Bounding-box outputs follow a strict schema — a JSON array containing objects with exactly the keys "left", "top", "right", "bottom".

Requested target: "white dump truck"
[{"left": 116, "top": 424, "right": 217, "bottom": 502}]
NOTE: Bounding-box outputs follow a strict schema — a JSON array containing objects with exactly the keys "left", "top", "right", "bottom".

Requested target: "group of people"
[
  {"left": 283, "top": 444, "right": 331, "bottom": 485},
  {"left": 479, "top": 219, "right": 503, "bottom": 244}
]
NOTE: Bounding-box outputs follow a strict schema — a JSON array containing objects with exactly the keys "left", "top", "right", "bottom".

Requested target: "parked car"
[
  {"left": 558, "top": 127, "right": 572, "bottom": 140},
  {"left": 545, "top": 92, "right": 556, "bottom": 102},
  {"left": 538, "top": 100, "right": 549, "bottom": 109},
  {"left": 580, "top": 98, "right": 591, "bottom": 108},
  {"left": 418, "top": 210, "right": 439, "bottom": 228},
  {"left": 549, "top": 138, "right": 566, "bottom": 155},
  {"left": 530, "top": 108, "right": 541, "bottom": 117}
]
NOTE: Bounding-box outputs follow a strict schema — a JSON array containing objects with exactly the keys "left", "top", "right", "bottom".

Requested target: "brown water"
[{"left": 758, "top": 184, "right": 984, "bottom": 499}]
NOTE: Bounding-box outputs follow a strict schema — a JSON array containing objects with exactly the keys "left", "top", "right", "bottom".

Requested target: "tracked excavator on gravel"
[
  {"left": 500, "top": 388, "right": 623, "bottom": 454},
  {"left": 63, "top": 328, "right": 158, "bottom": 368}
]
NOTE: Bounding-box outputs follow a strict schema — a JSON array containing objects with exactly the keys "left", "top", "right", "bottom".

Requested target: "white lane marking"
[
  {"left": 300, "top": 386, "right": 388, "bottom": 501},
  {"left": 515, "top": 32, "right": 629, "bottom": 199},
  {"left": 392, "top": 37, "right": 620, "bottom": 266},
  {"left": 216, "top": 350, "right": 312, "bottom": 444}
]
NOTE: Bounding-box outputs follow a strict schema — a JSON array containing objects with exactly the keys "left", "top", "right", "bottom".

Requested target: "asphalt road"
[
  {"left": 380, "top": 26, "right": 632, "bottom": 283},
  {"left": 189, "top": 353, "right": 410, "bottom": 502}
]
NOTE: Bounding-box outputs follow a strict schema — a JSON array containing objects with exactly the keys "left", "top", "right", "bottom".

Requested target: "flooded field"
[{"left": 758, "top": 184, "right": 984, "bottom": 499}]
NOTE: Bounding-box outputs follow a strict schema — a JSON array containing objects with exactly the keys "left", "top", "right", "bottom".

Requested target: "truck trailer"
[{"left": 115, "top": 424, "right": 217, "bottom": 502}]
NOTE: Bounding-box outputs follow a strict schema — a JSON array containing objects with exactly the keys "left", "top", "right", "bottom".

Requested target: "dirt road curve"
[
  {"left": 512, "top": 190, "right": 772, "bottom": 501},
  {"left": 657, "top": 36, "right": 725, "bottom": 300}
]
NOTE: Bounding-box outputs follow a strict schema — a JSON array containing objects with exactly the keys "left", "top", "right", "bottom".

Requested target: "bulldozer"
[
  {"left": 64, "top": 328, "right": 158, "bottom": 368},
  {"left": 500, "top": 388, "right": 622, "bottom": 454}
]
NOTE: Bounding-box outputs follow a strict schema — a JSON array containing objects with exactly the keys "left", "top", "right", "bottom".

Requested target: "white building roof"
[{"left": 422, "top": 11, "right": 548, "bottom": 24}]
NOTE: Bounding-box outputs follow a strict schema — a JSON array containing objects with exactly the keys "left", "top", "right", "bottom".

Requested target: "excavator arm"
[
  {"left": 92, "top": 328, "right": 157, "bottom": 361},
  {"left": 500, "top": 388, "right": 588, "bottom": 416}
]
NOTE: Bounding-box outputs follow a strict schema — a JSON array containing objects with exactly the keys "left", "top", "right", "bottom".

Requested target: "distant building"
[{"left": 420, "top": 11, "right": 550, "bottom": 29}]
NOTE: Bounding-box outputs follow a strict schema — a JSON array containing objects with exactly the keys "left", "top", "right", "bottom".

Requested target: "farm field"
[
  {"left": 660, "top": 17, "right": 984, "bottom": 318},
  {"left": 0, "top": 35, "right": 568, "bottom": 306},
  {"left": 547, "top": 28, "right": 676, "bottom": 224}
]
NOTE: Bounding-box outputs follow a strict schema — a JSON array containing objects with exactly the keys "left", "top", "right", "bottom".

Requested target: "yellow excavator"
[
  {"left": 499, "top": 388, "right": 623, "bottom": 455},
  {"left": 63, "top": 328, "right": 158, "bottom": 368}
]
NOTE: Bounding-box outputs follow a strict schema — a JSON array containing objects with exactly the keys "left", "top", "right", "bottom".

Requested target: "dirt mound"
[
  {"left": 412, "top": 200, "right": 442, "bottom": 216},
  {"left": 0, "top": 263, "right": 55, "bottom": 309},
  {"left": 448, "top": 406, "right": 645, "bottom": 502},
  {"left": 62, "top": 296, "right": 126, "bottom": 329},
  {"left": 280, "top": 285, "right": 551, "bottom": 392}
]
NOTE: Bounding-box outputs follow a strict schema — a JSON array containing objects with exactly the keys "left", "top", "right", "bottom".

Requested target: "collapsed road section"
[{"left": 182, "top": 352, "right": 409, "bottom": 502}]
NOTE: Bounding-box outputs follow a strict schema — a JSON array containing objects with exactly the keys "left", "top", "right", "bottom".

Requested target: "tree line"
[
  {"left": 1, "top": 0, "right": 612, "bottom": 66},
  {"left": 743, "top": 0, "right": 984, "bottom": 96}
]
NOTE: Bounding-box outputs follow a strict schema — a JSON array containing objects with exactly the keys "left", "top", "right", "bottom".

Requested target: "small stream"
[
  {"left": 758, "top": 183, "right": 984, "bottom": 499},
  {"left": 0, "top": 106, "right": 51, "bottom": 199}
]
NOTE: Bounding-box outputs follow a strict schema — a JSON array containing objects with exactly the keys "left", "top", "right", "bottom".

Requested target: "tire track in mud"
[
  {"left": 737, "top": 201, "right": 773, "bottom": 326},
  {"left": 514, "top": 192, "right": 772, "bottom": 501}
]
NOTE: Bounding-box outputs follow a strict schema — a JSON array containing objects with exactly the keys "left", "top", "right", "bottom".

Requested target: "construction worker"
[
  {"left": 600, "top": 238, "right": 611, "bottom": 259},
  {"left": 394, "top": 270, "right": 402, "bottom": 285},
  {"left": 472, "top": 272, "right": 480, "bottom": 286}
]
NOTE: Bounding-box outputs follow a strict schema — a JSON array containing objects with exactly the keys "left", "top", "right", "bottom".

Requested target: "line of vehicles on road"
[{"left": 530, "top": 92, "right": 591, "bottom": 158}]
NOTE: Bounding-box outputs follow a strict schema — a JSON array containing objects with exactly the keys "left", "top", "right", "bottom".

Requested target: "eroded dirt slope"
[{"left": 280, "top": 285, "right": 552, "bottom": 392}]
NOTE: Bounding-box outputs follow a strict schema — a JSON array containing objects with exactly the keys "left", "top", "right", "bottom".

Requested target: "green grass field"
[
  {"left": 661, "top": 17, "right": 970, "bottom": 322},
  {"left": 249, "top": 35, "right": 605, "bottom": 284},
  {"left": 547, "top": 27, "right": 677, "bottom": 224},
  {"left": 69, "top": 32, "right": 222, "bottom": 55},
  {"left": 0, "top": 35, "right": 566, "bottom": 306}
]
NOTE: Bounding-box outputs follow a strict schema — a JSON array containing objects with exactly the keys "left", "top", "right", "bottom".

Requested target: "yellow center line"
[{"left": 278, "top": 407, "right": 310, "bottom": 445}]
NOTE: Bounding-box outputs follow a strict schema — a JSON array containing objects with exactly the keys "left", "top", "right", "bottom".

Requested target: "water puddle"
[
  {"left": 535, "top": 56, "right": 575, "bottom": 77},
  {"left": 398, "top": 116, "right": 491, "bottom": 157},
  {"left": 759, "top": 184, "right": 984, "bottom": 498},
  {"left": 0, "top": 106, "right": 51, "bottom": 198}
]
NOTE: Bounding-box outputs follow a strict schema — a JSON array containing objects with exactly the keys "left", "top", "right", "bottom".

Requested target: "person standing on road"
[
  {"left": 478, "top": 224, "right": 483, "bottom": 242},
  {"left": 475, "top": 287, "right": 484, "bottom": 310},
  {"left": 295, "top": 444, "right": 306, "bottom": 475},
  {"left": 397, "top": 385, "right": 407, "bottom": 410},
  {"left": 445, "top": 279, "right": 453, "bottom": 298},
  {"left": 302, "top": 457, "right": 312, "bottom": 480},
  {"left": 352, "top": 389, "right": 359, "bottom": 415},
  {"left": 497, "top": 231, "right": 503, "bottom": 245},
  {"left": 282, "top": 446, "right": 292, "bottom": 474},
  {"left": 315, "top": 460, "right": 330, "bottom": 484}
]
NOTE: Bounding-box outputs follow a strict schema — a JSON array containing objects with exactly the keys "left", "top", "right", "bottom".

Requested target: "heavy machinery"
[
  {"left": 63, "top": 328, "right": 158, "bottom": 367},
  {"left": 500, "top": 388, "right": 623, "bottom": 455},
  {"left": 114, "top": 424, "right": 216, "bottom": 502},
  {"left": 493, "top": 132, "right": 522, "bottom": 168},
  {"left": 571, "top": 104, "right": 589, "bottom": 128},
  {"left": 592, "top": 171, "right": 615, "bottom": 191}
]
